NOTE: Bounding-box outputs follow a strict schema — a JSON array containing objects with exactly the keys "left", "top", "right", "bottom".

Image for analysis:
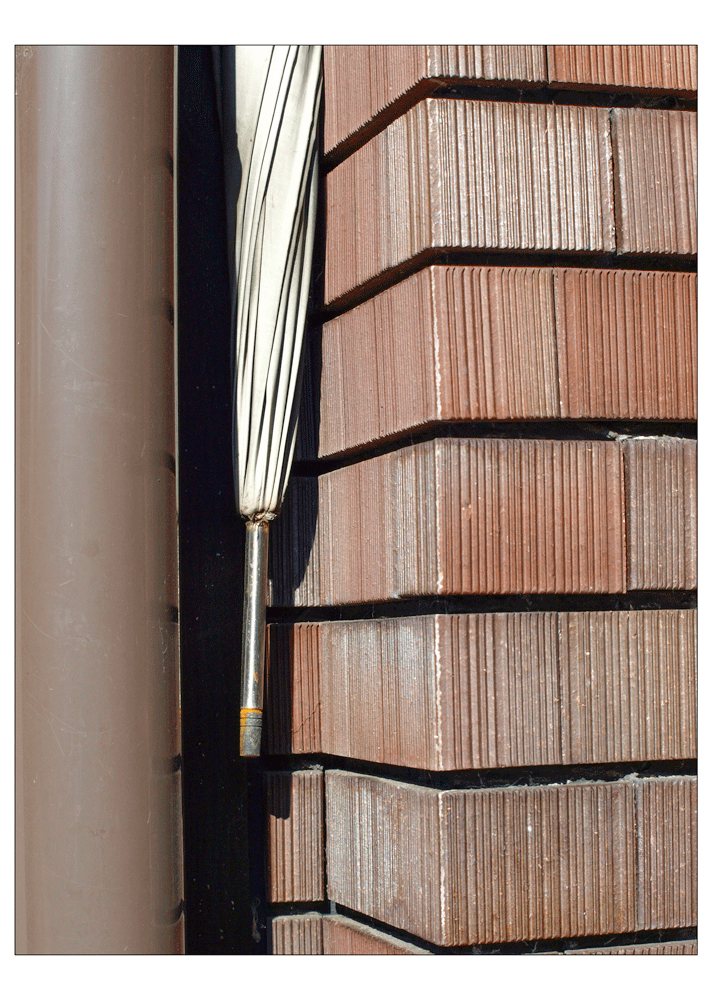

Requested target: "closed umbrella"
[{"left": 228, "top": 46, "right": 322, "bottom": 756}]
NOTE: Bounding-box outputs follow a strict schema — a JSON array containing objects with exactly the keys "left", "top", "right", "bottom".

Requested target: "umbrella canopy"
[{"left": 228, "top": 46, "right": 322, "bottom": 754}]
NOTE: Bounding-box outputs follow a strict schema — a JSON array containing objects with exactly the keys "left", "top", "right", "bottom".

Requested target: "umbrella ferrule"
[{"left": 240, "top": 520, "right": 269, "bottom": 756}]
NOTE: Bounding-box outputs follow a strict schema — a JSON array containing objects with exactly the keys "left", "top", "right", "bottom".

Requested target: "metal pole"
[{"left": 240, "top": 521, "right": 269, "bottom": 756}]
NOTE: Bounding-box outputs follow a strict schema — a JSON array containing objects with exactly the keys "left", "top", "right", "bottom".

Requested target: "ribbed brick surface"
[
  {"left": 318, "top": 616, "right": 438, "bottom": 768},
  {"left": 426, "top": 45, "right": 547, "bottom": 84},
  {"left": 314, "top": 266, "right": 558, "bottom": 458},
  {"left": 264, "top": 622, "right": 321, "bottom": 755},
  {"left": 636, "top": 776, "right": 697, "bottom": 930},
  {"left": 440, "top": 781, "right": 636, "bottom": 944},
  {"left": 323, "top": 46, "right": 547, "bottom": 155},
  {"left": 266, "top": 610, "right": 696, "bottom": 768},
  {"left": 566, "top": 941, "right": 697, "bottom": 955},
  {"left": 624, "top": 438, "right": 697, "bottom": 590},
  {"left": 271, "top": 913, "right": 324, "bottom": 954},
  {"left": 326, "top": 771, "right": 639, "bottom": 945},
  {"left": 276, "top": 50, "right": 697, "bottom": 956},
  {"left": 325, "top": 100, "right": 614, "bottom": 305},
  {"left": 326, "top": 774, "right": 445, "bottom": 944},
  {"left": 548, "top": 46, "right": 697, "bottom": 94},
  {"left": 326, "top": 772, "right": 696, "bottom": 946},
  {"left": 270, "top": 917, "right": 698, "bottom": 955},
  {"left": 612, "top": 109, "right": 697, "bottom": 256},
  {"left": 264, "top": 770, "right": 324, "bottom": 903},
  {"left": 302, "top": 266, "right": 696, "bottom": 461},
  {"left": 271, "top": 438, "right": 626, "bottom": 606},
  {"left": 323, "top": 915, "right": 430, "bottom": 954},
  {"left": 324, "top": 45, "right": 429, "bottom": 157},
  {"left": 559, "top": 610, "right": 697, "bottom": 764},
  {"left": 556, "top": 269, "right": 697, "bottom": 420},
  {"left": 270, "top": 913, "right": 430, "bottom": 954}
]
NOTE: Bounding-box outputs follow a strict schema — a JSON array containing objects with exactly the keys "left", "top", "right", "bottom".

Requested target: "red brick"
[
  {"left": 624, "top": 437, "right": 697, "bottom": 590},
  {"left": 305, "top": 266, "right": 696, "bottom": 461},
  {"left": 325, "top": 771, "right": 639, "bottom": 946},
  {"left": 323, "top": 915, "right": 430, "bottom": 954},
  {"left": 636, "top": 777, "right": 697, "bottom": 931},
  {"left": 559, "top": 610, "right": 697, "bottom": 764},
  {"left": 565, "top": 941, "right": 697, "bottom": 955},
  {"left": 437, "top": 613, "right": 560, "bottom": 769},
  {"left": 612, "top": 109, "right": 697, "bottom": 256},
  {"left": 547, "top": 46, "right": 697, "bottom": 94},
  {"left": 264, "top": 623, "right": 321, "bottom": 755},
  {"left": 264, "top": 770, "right": 324, "bottom": 903},
  {"left": 325, "top": 100, "right": 614, "bottom": 306},
  {"left": 315, "top": 266, "right": 558, "bottom": 459},
  {"left": 271, "top": 913, "right": 323, "bottom": 954},
  {"left": 271, "top": 438, "right": 626, "bottom": 606},
  {"left": 317, "top": 616, "right": 439, "bottom": 768},
  {"left": 266, "top": 610, "right": 696, "bottom": 770},
  {"left": 270, "top": 913, "right": 431, "bottom": 954},
  {"left": 436, "top": 439, "right": 626, "bottom": 597},
  {"left": 324, "top": 46, "right": 547, "bottom": 156},
  {"left": 325, "top": 773, "right": 444, "bottom": 944},
  {"left": 326, "top": 772, "right": 695, "bottom": 946},
  {"left": 555, "top": 269, "right": 697, "bottom": 420}
]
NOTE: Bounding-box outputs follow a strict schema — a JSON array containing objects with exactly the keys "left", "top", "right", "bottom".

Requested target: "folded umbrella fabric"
[{"left": 227, "top": 46, "right": 322, "bottom": 754}]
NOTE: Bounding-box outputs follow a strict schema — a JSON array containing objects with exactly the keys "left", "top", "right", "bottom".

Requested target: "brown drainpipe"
[{"left": 16, "top": 45, "right": 183, "bottom": 953}]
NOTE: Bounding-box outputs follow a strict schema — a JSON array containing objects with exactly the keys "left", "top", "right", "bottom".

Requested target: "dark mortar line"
[
  {"left": 435, "top": 83, "right": 697, "bottom": 112},
  {"left": 323, "top": 81, "right": 695, "bottom": 173},
  {"left": 291, "top": 420, "right": 697, "bottom": 476},
  {"left": 327, "top": 902, "right": 696, "bottom": 954},
  {"left": 315, "top": 248, "right": 696, "bottom": 321},
  {"left": 268, "top": 901, "right": 332, "bottom": 919},
  {"left": 260, "top": 755, "right": 697, "bottom": 792},
  {"left": 266, "top": 591, "right": 697, "bottom": 625},
  {"left": 552, "top": 927, "right": 698, "bottom": 955}
]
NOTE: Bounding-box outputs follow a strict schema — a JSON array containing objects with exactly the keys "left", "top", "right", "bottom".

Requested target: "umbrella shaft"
[{"left": 240, "top": 520, "right": 269, "bottom": 755}]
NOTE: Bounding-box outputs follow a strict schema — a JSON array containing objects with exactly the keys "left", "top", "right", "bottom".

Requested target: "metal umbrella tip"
[{"left": 240, "top": 708, "right": 263, "bottom": 757}]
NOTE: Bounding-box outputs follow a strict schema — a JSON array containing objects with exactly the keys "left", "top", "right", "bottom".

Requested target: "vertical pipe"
[{"left": 16, "top": 45, "right": 183, "bottom": 953}]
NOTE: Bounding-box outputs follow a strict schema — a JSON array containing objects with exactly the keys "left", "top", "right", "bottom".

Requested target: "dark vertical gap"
[
  {"left": 177, "top": 45, "right": 261, "bottom": 954},
  {"left": 245, "top": 759, "right": 269, "bottom": 951},
  {"left": 608, "top": 108, "right": 618, "bottom": 255},
  {"left": 621, "top": 437, "right": 631, "bottom": 591},
  {"left": 542, "top": 44, "right": 550, "bottom": 89},
  {"left": 321, "top": 766, "right": 328, "bottom": 907},
  {"left": 548, "top": 269, "right": 563, "bottom": 419}
]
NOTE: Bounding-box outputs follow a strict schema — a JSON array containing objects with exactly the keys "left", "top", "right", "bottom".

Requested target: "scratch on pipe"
[
  {"left": 40, "top": 864, "right": 119, "bottom": 891},
  {"left": 40, "top": 320, "right": 113, "bottom": 382},
  {"left": 98, "top": 758, "right": 115, "bottom": 779},
  {"left": 23, "top": 609, "right": 57, "bottom": 641},
  {"left": 46, "top": 717, "right": 66, "bottom": 758},
  {"left": 34, "top": 699, "right": 118, "bottom": 738}
]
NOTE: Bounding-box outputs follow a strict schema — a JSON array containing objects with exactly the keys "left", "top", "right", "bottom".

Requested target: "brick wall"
[{"left": 264, "top": 45, "right": 696, "bottom": 955}]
